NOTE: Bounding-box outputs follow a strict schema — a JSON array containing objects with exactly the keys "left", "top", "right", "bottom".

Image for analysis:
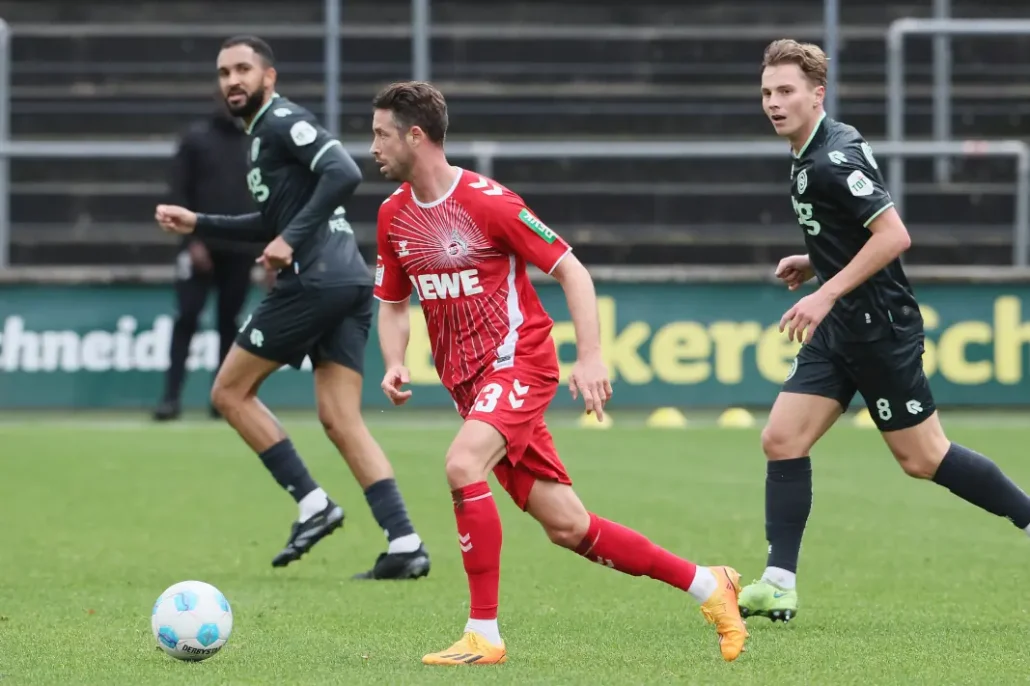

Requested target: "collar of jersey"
[
  {"left": 411, "top": 166, "right": 465, "bottom": 209},
  {"left": 245, "top": 92, "right": 281, "bottom": 135},
  {"left": 791, "top": 110, "right": 827, "bottom": 159}
]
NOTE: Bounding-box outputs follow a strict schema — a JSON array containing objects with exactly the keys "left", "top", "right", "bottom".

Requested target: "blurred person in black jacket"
[{"left": 154, "top": 99, "right": 261, "bottom": 421}]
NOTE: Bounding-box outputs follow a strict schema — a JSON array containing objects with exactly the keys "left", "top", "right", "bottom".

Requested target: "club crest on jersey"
[
  {"left": 445, "top": 230, "right": 469, "bottom": 259},
  {"left": 796, "top": 169, "right": 808, "bottom": 194},
  {"left": 251, "top": 137, "right": 261, "bottom": 161},
  {"left": 396, "top": 240, "right": 410, "bottom": 257}
]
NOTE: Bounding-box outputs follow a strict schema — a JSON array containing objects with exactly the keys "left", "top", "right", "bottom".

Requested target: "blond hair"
[{"left": 762, "top": 39, "right": 828, "bottom": 88}]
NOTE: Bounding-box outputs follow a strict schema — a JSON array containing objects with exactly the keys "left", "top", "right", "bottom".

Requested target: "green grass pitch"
[{"left": 2, "top": 410, "right": 1029, "bottom": 685}]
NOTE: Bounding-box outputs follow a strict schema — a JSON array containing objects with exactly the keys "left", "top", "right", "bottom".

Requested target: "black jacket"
[{"left": 169, "top": 110, "right": 258, "bottom": 255}]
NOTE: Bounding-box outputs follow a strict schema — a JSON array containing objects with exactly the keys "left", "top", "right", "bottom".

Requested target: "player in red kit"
[{"left": 370, "top": 81, "right": 748, "bottom": 666}]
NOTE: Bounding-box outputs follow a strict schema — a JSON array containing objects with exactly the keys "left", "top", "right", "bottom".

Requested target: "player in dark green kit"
[
  {"left": 737, "top": 39, "right": 1030, "bottom": 621},
  {"left": 156, "top": 36, "right": 430, "bottom": 581}
]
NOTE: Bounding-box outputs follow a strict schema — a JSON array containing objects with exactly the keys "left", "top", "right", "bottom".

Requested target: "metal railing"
[
  {"left": 887, "top": 17, "right": 1030, "bottom": 222},
  {"left": 0, "top": 138, "right": 1026, "bottom": 267},
  {"left": 0, "top": 20, "right": 9, "bottom": 270},
  {"left": 1, "top": 9, "right": 1029, "bottom": 268}
]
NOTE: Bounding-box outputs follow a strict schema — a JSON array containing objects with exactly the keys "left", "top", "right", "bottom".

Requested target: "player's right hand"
[
  {"left": 155, "top": 204, "right": 197, "bottom": 235},
  {"left": 774, "top": 254, "right": 815, "bottom": 291},
  {"left": 381, "top": 365, "right": 413, "bottom": 406}
]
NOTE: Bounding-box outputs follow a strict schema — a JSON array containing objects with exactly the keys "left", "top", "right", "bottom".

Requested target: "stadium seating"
[{"left": 3, "top": 0, "right": 1028, "bottom": 265}]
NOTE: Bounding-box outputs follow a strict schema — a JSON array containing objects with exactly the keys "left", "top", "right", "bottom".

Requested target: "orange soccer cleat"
[
  {"left": 699, "top": 566, "right": 749, "bottom": 661},
  {"left": 422, "top": 631, "right": 507, "bottom": 666}
]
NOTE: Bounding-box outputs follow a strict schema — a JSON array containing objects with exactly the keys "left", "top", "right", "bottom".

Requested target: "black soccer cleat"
[
  {"left": 352, "top": 545, "right": 431, "bottom": 580},
  {"left": 152, "top": 400, "right": 181, "bottom": 422},
  {"left": 271, "top": 501, "right": 345, "bottom": 568}
]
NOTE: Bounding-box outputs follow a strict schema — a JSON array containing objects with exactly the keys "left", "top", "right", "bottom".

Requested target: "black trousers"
[{"left": 160, "top": 248, "right": 254, "bottom": 404}]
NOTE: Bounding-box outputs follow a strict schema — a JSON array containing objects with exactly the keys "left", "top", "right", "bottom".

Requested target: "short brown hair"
[
  {"left": 762, "top": 39, "right": 828, "bottom": 88},
  {"left": 372, "top": 81, "right": 448, "bottom": 143}
]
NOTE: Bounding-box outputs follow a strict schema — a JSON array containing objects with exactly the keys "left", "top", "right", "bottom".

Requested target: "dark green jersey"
[
  {"left": 195, "top": 94, "right": 371, "bottom": 289},
  {"left": 789, "top": 113, "right": 920, "bottom": 341}
]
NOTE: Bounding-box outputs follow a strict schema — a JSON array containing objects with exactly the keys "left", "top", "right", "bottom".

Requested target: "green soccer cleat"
[{"left": 737, "top": 579, "right": 798, "bottom": 622}]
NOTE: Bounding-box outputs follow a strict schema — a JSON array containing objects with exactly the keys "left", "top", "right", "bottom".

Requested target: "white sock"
[
  {"left": 298, "top": 488, "right": 329, "bottom": 523},
  {"left": 464, "top": 618, "right": 502, "bottom": 646},
  {"left": 761, "top": 566, "right": 797, "bottom": 590},
  {"left": 688, "top": 566, "right": 719, "bottom": 603},
  {"left": 387, "top": 533, "right": 422, "bottom": 554}
]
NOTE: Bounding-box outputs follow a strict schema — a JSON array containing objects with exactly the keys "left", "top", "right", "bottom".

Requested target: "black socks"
[
  {"left": 258, "top": 439, "right": 319, "bottom": 503},
  {"left": 932, "top": 443, "right": 1030, "bottom": 529},
  {"left": 364, "top": 478, "right": 417, "bottom": 542},
  {"left": 765, "top": 457, "right": 813, "bottom": 574}
]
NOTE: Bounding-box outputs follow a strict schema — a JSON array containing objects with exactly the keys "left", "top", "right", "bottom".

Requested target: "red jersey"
[{"left": 374, "top": 168, "right": 572, "bottom": 413}]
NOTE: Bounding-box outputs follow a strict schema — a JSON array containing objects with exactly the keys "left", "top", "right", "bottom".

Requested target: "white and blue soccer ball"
[{"left": 151, "top": 580, "right": 233, "bottom": 661}]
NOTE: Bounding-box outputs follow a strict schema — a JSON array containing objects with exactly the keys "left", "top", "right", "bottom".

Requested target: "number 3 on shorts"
[{"left": 473, "top": 379, "right": 530, "bottom": 413}]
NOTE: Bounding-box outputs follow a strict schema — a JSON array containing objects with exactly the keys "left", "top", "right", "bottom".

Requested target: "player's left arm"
[
  {"left": 552, "top": 253, "right": 614, "bottom": 419},
  {"left": 275, "top": 114, "right": 362, "bottom": 249},
  {"left": 820, "top": 207, "right": 910, "bottom": 300},
  {"left": 818, "top": 144, "right": 912, "bottom": 300},
  {"left": 551, "top": 252, "right": 602, "bottom": 362},
  {"left": 490, "top": 195, "right": 612, "bottom": 418}
]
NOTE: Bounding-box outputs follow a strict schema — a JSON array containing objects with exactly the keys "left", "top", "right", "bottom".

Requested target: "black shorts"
[
  {"left": 235, "top": 283, "right": 372, "bottom": 373},
  {"left": 781, "top": 323, "right": 936, "bottom": 432}
]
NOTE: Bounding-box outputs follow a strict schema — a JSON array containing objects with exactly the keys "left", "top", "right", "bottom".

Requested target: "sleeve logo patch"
[
  {"left": 847, "top": 170, "right": 874, "bottom": 197},
  {"left": 374, "top": 255, "right": 384, "bottom": 286},
  {"left": 518, "top": 208, "right": 558, "bottom": 243},
  {"left": 290, "top": 121, "right": 317, "bottom": 146}
]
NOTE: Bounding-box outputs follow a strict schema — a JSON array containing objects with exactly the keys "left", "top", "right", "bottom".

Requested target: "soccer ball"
[{"left": 151, "top": 580, "right": 233, "bottom": 661}]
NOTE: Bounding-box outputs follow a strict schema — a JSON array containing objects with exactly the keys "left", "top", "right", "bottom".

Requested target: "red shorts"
[{"left": 463, "top": 367, "right": 571, "bottom": 510}]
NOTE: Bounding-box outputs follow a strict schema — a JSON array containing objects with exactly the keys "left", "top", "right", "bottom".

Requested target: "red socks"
[
  {"left": 575, "top": 512, "right": 698, "bottom": 591},
  {"left": 452, "top": 481, "right": 503, "bottom": 620},
  {"left": 450, "top": 485, "right": 698, "bottom": 618}
]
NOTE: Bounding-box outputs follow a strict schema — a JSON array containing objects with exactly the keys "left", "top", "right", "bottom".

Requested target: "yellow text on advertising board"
[{"left": 404, "top": 295, "right": 1030, "bottom": 387}]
